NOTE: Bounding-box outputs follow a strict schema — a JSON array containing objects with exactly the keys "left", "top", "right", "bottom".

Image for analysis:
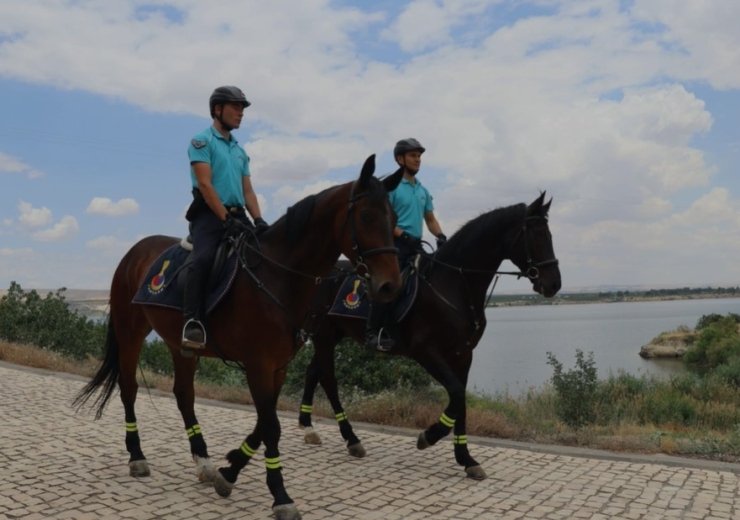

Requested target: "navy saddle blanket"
[
  {"left": 131, "top": 244, "right": 239, "bottom": 315},
  {"left": 328, "top": 273, "right": 418, "bottom": 322}
]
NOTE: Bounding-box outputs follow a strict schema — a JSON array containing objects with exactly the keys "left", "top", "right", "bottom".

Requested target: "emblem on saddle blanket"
[
  {"left": 328, "top": 274, "right": 419, "bottom": 322},
  {"left": 132, "top": 244, "right": 240, "bottom": 315}
]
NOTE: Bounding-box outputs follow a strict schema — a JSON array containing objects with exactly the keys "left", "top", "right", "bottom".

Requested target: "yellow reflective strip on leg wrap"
[
  {"left": 192, "top": 424, "right": 201, "bottom": 435},
  {"left": 125, "top": 422, "right": 138, "bottom": 432},
  {"left": 240, "top": 442, "right": 256, "bottom": 458},
  {"left": 186, "top": 427, "right": 195, "bottom": 438},
  {"left": 264, "top": 457, "right": 281, "bottom": 470},
  {"left": 453, "top": 435, "right": 468, "bottom": 445},
  {"left": 439, "top": 413, "right": 456, "bottom": 428},
  {"left": 300, "top": 404, "right": 312, "bottom": 413},
  {"left": 335, "top": 412, "right": 347, "bottom": 422}
]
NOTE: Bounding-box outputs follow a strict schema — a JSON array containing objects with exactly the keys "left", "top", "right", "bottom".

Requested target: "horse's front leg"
[
  {"left": 299, "top": 343, "right": 365, "bottom": 457},
  {"left": 453, "top": 398, "right": 486, "bottom": 480},
  {"left": 171, "top": 351, "right": 216, "bottom": 482},
  {"left": 216, "top": 362, "right": 301, "bottom": 520},
  {"left": 414, "top": 350, "right": 466, "bottom": 450}
]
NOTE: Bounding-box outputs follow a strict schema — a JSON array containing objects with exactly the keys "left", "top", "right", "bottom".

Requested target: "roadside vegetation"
[{"left": 3, "top": 282, "right": 740, "bottom": 462}]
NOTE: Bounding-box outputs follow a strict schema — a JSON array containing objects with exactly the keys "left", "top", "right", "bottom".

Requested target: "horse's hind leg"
[
  {"left": 115, "top": 319, "right": 151, "bottom": 477},
  {"left": 170, "top": 347, "right": 216, "bottom": 482}
]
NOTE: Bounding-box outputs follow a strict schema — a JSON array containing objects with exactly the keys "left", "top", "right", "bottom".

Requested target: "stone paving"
[{"left": 2, "top": 362, "right": 740, "bottom": 520}]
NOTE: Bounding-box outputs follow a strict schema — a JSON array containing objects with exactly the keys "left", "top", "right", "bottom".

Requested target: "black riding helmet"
[
  {"left": 393, "top": 138, "right": 426, "bottom": 158},
  {"left": 209, "top": 86, "right": 251, "bottom": 118}
]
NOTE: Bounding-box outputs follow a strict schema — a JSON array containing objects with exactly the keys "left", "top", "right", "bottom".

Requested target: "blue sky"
[{"left": 2, "top": 0, "right": 740, "bottom": 292}]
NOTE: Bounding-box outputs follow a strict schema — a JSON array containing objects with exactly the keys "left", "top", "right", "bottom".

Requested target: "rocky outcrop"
[{"left": 639, "top": 331, "right": 696, "bottom": 359}]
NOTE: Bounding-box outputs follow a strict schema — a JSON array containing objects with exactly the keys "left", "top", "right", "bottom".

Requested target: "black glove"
[
  {"left": 223, "top": 214, "right": 249, "bottom": 238},
  {"left": 254, "top": 217, "right": 269, "bottom": 235},
  {"left": 436, "top": 233, "right": 447, "bottom": 248}
]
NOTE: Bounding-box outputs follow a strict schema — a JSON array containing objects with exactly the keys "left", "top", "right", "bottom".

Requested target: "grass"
[{"left": 4, "top": 338, "right": 740, "bottom": 463}]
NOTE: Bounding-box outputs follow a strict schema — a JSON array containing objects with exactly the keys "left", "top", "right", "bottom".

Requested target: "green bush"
[
  {"left": 546, "top": 350, "right": 598, "bottom": 428},
  {"left": 0, "top": 282, "right": 106, "bottom": 360},
  {"left": 282, "top": 338, "right": 433, "bottom": 396},
  {"left": 684, "top": 316, "right": 740, "bottom": 368}
]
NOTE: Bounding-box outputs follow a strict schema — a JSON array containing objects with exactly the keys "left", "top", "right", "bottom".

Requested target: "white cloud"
[
  {"left": 2, "top": 218, "right": 12, "bottom": 226},
  {"left": 17, "top": 200, "right": 52, "bottom": 229},
  {"left": 86, "top": 235, "right": 134, "bottom": 256},
  {"left": 0, "top": 247, "right": 32, "bottom": 257},
  {"left": 85, "top": 197, "right": 139, "bottom": 217},
  {"left": 0, "top": 151, "right": 43, "bottom": 178},
  {"left": 31, "top": 216, "right": 79, "bottom": 242}
]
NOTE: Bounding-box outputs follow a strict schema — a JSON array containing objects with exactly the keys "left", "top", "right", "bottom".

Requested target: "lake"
[{"left": 467, "top": 297, "right": 740, "bottom": 397}]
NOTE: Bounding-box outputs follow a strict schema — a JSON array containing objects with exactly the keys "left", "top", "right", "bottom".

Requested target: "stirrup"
[
  {"left": 366, "top": 328, "right": 394, "bottom": 353},
  {"left": 182, "top": 318, "right": 206, "bottom": 350}
]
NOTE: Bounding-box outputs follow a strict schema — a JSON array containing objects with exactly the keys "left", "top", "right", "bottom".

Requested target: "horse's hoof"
[
  {"left": 417, "top": 432, "right": 431, "bottom": 450},
  {"left": 347, "top": 442, "right": 366, "bottom": 458},
  {"left": 129, "top": 460, "right": 151, "bottom": 477},
  {"left": 213, "top": 470, "right": 234, "bottom": 497},
  {"left": 303, "top": 427, "right": 322, "bottom": 445},
  {"left": 465, "top": 465, "right": 487, "bottom": 480},
  {"left": 194, "top": 455, "right": 217, "bottom": 482},
  {"left": 273, "top": 503, "right": 302, "bottom": 520}
]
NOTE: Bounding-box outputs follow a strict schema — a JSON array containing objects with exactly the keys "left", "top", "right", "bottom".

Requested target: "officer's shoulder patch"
[{"left": 191, "top": 139, "right": 207, "bottom": 149}]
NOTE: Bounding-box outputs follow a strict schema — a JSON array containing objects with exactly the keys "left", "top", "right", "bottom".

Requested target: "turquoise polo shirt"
[
  {"left": 188, "top": 126, "right": 251, "bottom": 207},
  {"left": 388, "top": 177, "right": 434, "bottom": 239}
]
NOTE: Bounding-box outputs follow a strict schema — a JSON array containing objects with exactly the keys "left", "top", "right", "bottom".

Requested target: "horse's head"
[
  {"left": 509, "top": 191, "right": 561, "bottom": 298},
  {"left": 337, "top": 154, "right": 403, "bottom": 303}
]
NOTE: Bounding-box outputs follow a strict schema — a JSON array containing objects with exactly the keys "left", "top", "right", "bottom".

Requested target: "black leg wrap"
[
  {"left": 125, "top": 432, "right": 146, "bottom": 462},
  {"left": 298, "top": 412, "right": 312, "bottom": 429},
  {"left": 267, "top": 468, "right": 293, "bottom": 508},
  {"left": 454, "top": 443, "right": 479, "bottom": 468},
  {"left": 189, "top": 434, "right": 209, "bottom": 459},
  {"left": 220, "top": 448, "right": 250, "bottom": 484},
  {"left": 424, "top": 422, "right": 452, "bottom": 446},
  {"left": 339, "top": 421, "right": 360, "bottom": 446}
]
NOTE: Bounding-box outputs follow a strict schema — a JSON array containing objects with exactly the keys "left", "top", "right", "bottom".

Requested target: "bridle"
[
  {"left": 230, "top": 180, "right": 398, "bottom": 331},
  {"left": 342, "top": 180, "right": 399, "bottom": 280},
  {"left": 508, "top": 215, "right": 560, "bottom": 281}
]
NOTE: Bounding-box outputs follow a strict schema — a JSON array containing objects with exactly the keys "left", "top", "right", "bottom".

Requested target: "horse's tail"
[{"left": 72, "top": 317, "right": 120, "bottom": 420}]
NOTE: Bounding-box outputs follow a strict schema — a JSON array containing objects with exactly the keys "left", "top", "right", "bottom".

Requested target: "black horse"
[{"left": 297, "top": 192, "right": 561, "bottom": 480}]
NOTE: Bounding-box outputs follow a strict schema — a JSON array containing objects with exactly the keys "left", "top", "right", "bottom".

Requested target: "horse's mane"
[
  {"left": 435, "top": 203, "right": 527, "bottom": 266},
  {"left": 273, "top": 176, "right": 388, "bottom": 249}
]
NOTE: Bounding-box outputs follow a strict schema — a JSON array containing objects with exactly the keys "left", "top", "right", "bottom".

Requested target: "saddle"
[
  {"left": 328, "top": 263, "right": 419, "bottom": 322},
  {"left": 131, "top": 234, "right": 239, "bottom": 315}
]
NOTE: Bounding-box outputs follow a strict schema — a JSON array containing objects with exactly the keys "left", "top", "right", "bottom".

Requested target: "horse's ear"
[
  {"left": 543, "top": 197, "right": 552, "bottom": 215},
  {"left": 358, "top": 154, "right": 376, "bottom": 187},
  {"left": 527, "top": 190, "right": 546, "bottom": 216},
  {"left": 382, "top": 166, "right": 403, "bottom": 192}
]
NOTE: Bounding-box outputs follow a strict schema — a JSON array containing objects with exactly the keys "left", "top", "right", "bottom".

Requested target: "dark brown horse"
[
  {"left": 297, "top": 192, "right": 561, "bottom": 480},
  {"left": 73, "top": 155, "right": 402, "bottom": 520}
]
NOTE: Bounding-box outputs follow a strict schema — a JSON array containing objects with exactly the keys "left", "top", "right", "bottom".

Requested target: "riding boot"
[
  {"left": 364, "top": 301, "right": 394, "bottom": 352},
  {"left": 181, "top": 266, "right": 207, "bottom": 355}
]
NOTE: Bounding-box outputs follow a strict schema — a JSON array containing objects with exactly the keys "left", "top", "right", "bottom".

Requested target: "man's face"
[
  {"left": 217, "top": 102, "right": 245, "bottom": 129},
  {"left": 397, "top": 150, "right": 422, "bottom": 174}
]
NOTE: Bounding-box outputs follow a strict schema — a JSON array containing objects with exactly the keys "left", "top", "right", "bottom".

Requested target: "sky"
[{"left": 1, "top": 0, "right": 740, "bottom": 294}]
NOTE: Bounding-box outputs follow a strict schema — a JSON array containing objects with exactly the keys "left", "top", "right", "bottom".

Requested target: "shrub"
[
  {"left": 282, "top": 338, "right": 433, "bottom": 396},
  {"left": 546, "top": 350, "right": 598, "bottom": 428}
]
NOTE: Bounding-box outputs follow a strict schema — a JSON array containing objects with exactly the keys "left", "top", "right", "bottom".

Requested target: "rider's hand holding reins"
[
  {"left": 254, "top": 217, "right": 269, "bottom": 235},
  {"left": 223, "top": 214, "right": 249, "bottom": 238}
]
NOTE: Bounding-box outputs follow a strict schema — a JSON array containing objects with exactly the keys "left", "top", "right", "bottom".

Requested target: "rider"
[
  {"left": 364, "top": 138, "right": 447, "bottom": 352},
  {"left": 181, "top": 86, "right": 269, "bottom": 355}
]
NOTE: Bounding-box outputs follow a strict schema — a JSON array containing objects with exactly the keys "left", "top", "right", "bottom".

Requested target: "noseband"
[
  {"left": 344, "top": 180, "right": 399, "bottom": 278},
  {"left": 513, "top": 215, "right": 559, "bottom": 280}
]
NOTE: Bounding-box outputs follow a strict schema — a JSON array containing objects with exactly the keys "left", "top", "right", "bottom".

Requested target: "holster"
[{"left": 185, "top": 188, "right": 209, "bottom": 222}]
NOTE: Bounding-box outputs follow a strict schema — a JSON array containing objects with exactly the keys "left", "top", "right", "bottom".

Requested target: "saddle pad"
[
  {"left": 328, "top": 273, "right": 418, "bottom": 322},
  {"left": 131, "top": 244, "right": 240, "bottom": 315}
]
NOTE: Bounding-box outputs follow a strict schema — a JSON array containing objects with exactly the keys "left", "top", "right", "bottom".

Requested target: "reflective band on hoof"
[
  {"left": 125, "top": 422, "right": 138, "bottom": 433},
  {"left": 240, "top": 442, "right": 257, "bottom": 458},
  {"left": 186, "top": 424, "right": 202, "bottom": 438},
  {"left": 300, "top": 404, "right": 312, "bottom": 414},
  {"left": 439, "top": 413, "right": 456, "bottom": 428},
  {"left": 453, "top": 435, "right": 468, "bottom": 445},
  {"left": 265, "top": 457, "right": 281, "bottom": 470},
  {"left": 335, "top": 412, "right": 348, "bottom": 422}
]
